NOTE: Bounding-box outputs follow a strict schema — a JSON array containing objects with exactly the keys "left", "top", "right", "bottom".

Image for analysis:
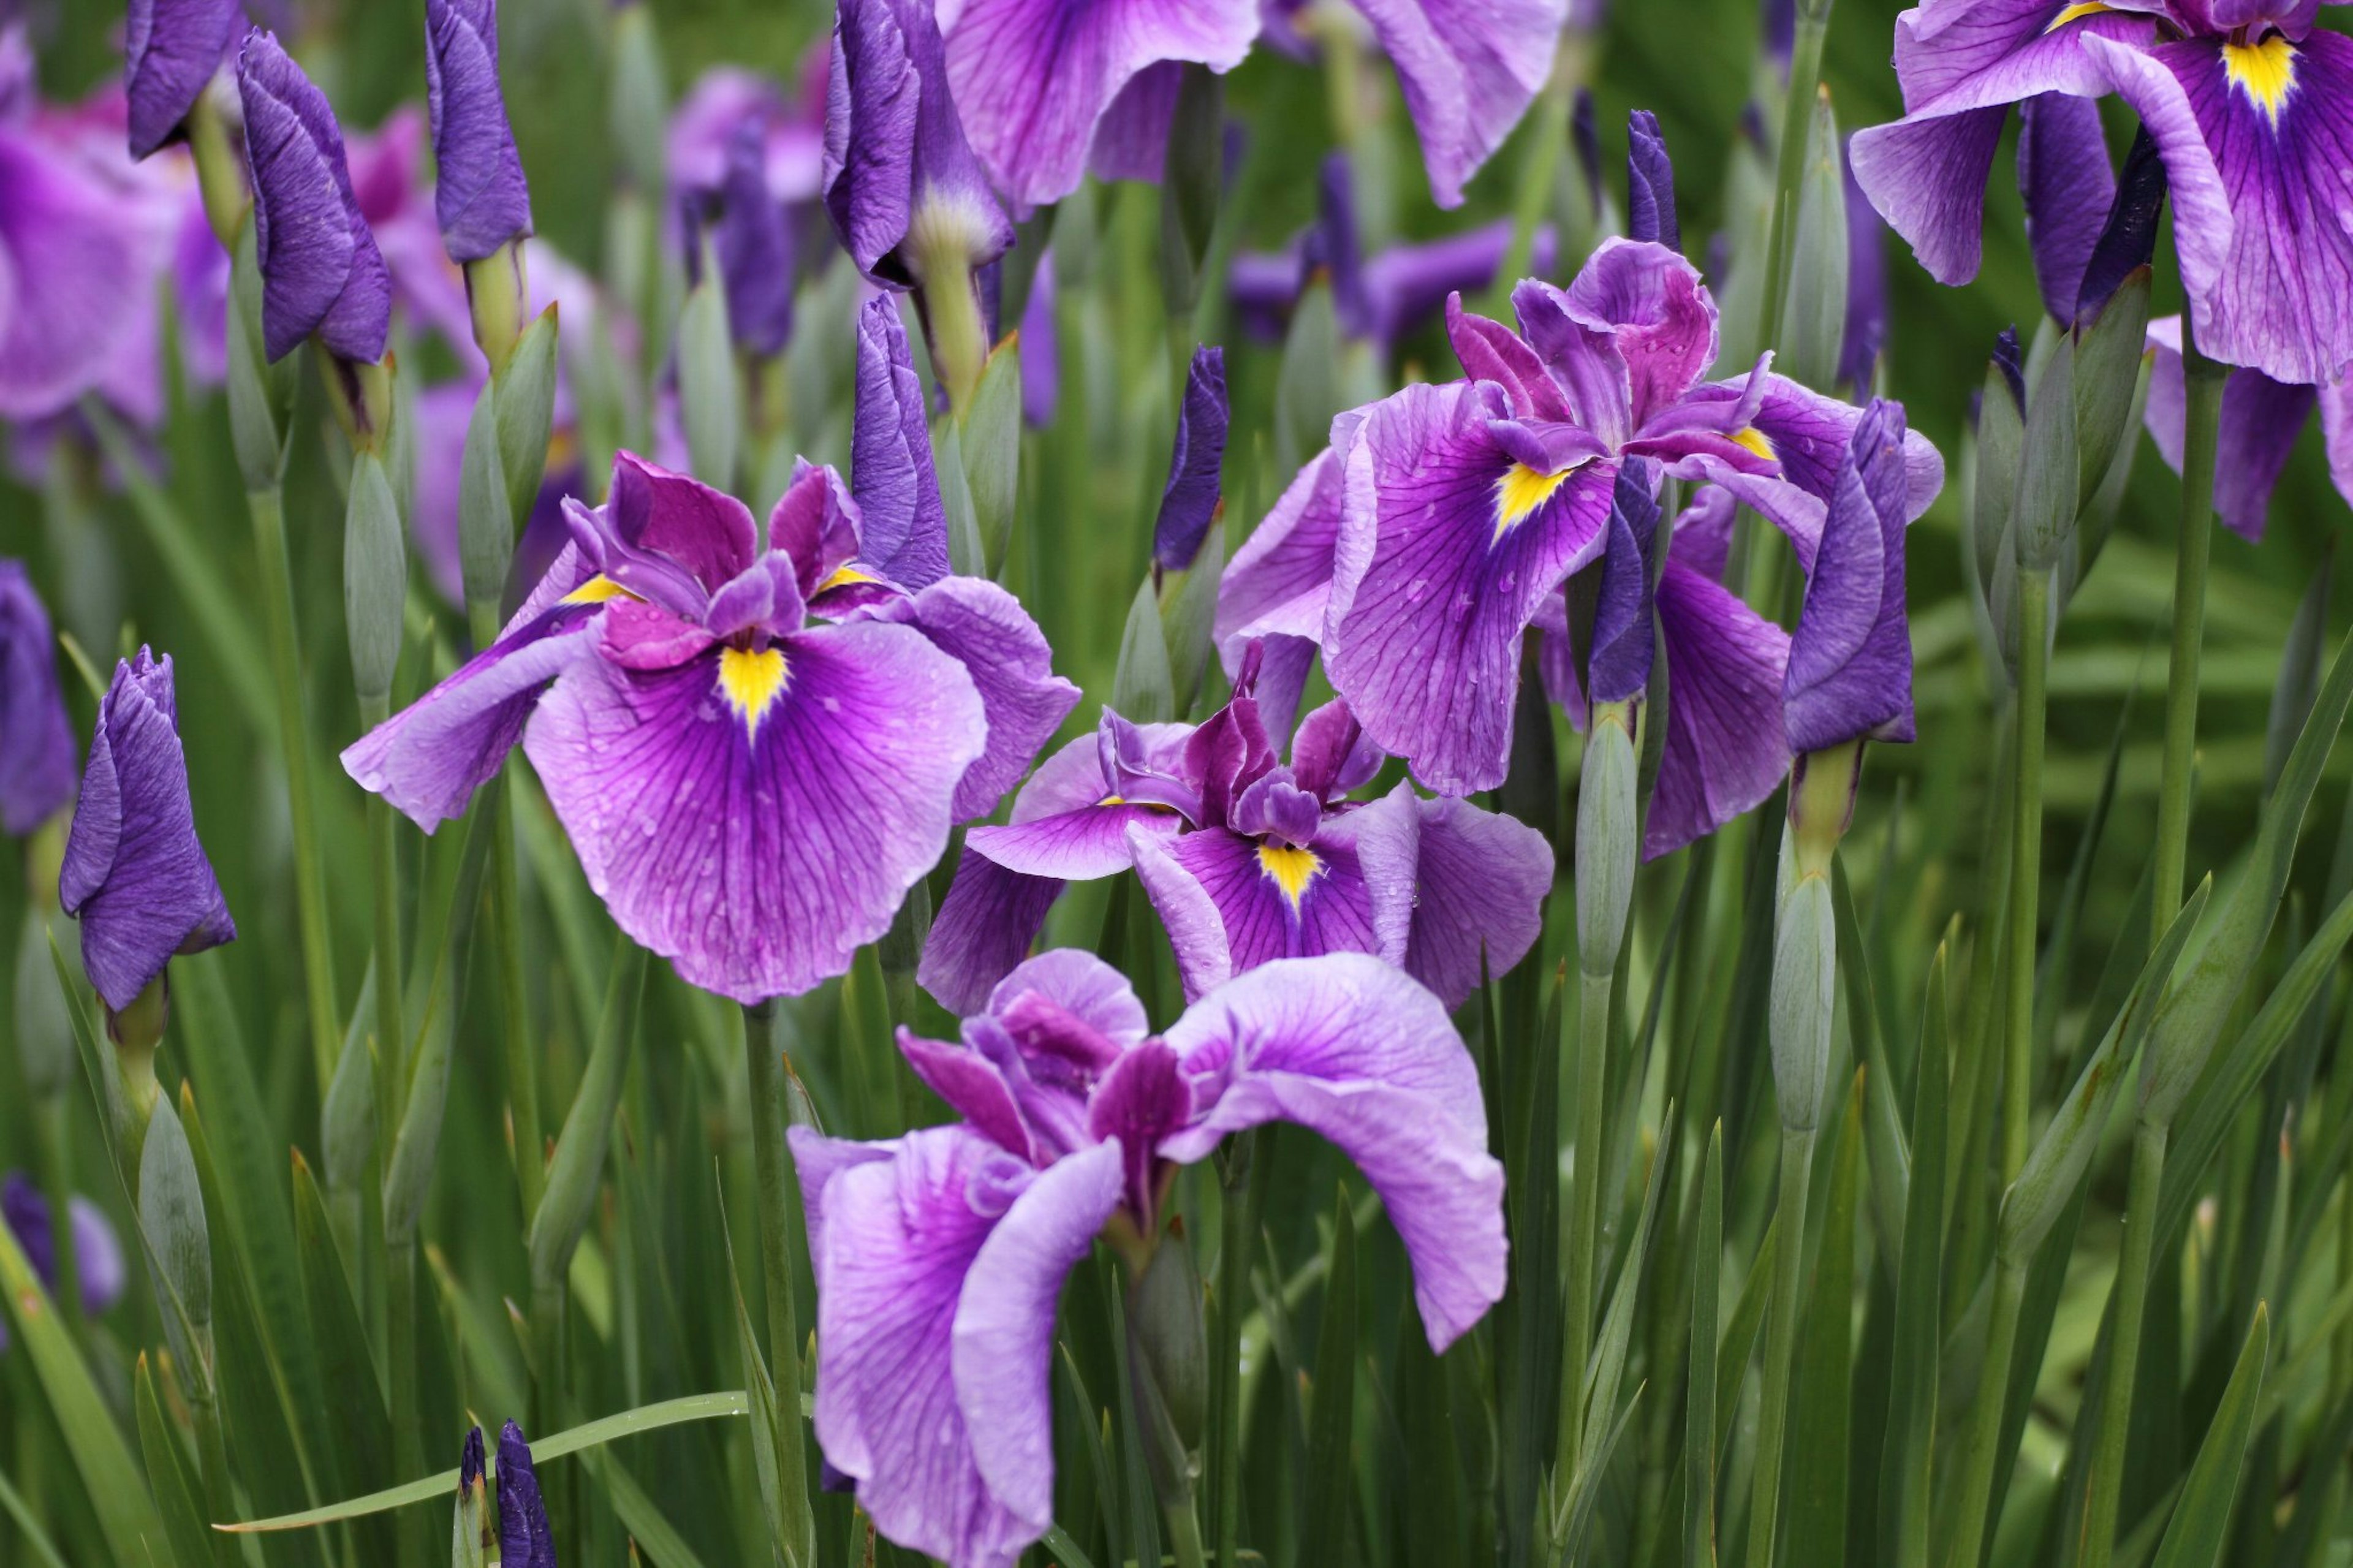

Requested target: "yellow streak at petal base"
[
  {"left": 2224, "top": 35, "right": 2298, "bottom": 126},
  {"left": 1495, "top": 463, "right": 1572, "bottom": 541},
  {"left": 717, "top": 646, "right": 790, "bottom": 740},
  {"left": 561, "top": 574, "right": 639, "bottom": 605},
  {"left": 2044, "top": 2, "right": 2113, "bottom": 33},
  {"left": 817, "top": 564, "right": 879, "bottom": 594},
  {"left": 1730, "top": 426, "right": 1778, "bottom": 463},
  {"left": 1257, "top": 843, "right": 1324, "bottom": 910}
]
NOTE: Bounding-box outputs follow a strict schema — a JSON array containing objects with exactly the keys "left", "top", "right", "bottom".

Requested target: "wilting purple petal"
[
  {"left": 1403, "top": 794, "right": 1553, "bottom": 1007},
  {"left": 709, "top": 116, "right": 794, "bottom": 357},
  {"left": 425, "top": 0, "right": 534, "bottom": 263},
  {"left": 523, "top": 617, "right": 985, "bottom": 1002},
  {"left": 1160, "top": 954, "right": 1504, "bottom": 1348},
  {"left": 1346, "top": 0, "right": 1570, "bottom": 208},
  {"left": 825, "top": 0, "right": 1014, "bottom": 289},
  {"left": 1154, "top": 345, "right": 1230, "bottom": 573},
  {"left": 496, "top": 1422, "right": 557, "bottom": 1568},
  {"left": 1627, "top": 109, "right": 1679, "bottom": 252},
  {"left": 238, "top": 29, "right": 392, "bottom": 363},
  {"left": 59, "top": 650, "right": 237, "bottom": 1010},
  {"left": 937, "top": 0, "right": 1258, "bottom": 211},
  {"left": 1645, "top": 559, "right": 1790, "bottom": 859},
  {"left": 1786, "top": 400, "right": 1915, "bottom": 752},
  {"left": 1325, "top": 379, "right": 1615, "bottom": 796},
  {"left": 2017, "top": 92, "right": 2113, "bottom": 325},
  {"left": 0, "top": 562, "right": 76, "bottom": 835},
  {"left": 126, "top": 0, "right": 242, "bottom": 160},
  {"left": 2142, "top": 315, "right": 2316, "bottom": 542},
  {"left": 917, "top": 852, "right": 1067, "bottom": 1016},
  {"left": 851, "top": 298, "right": 953, "bottom": 591}
]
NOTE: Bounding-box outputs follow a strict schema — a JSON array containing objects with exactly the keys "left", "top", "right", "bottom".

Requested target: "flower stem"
[
  {"left": 1556, "top": 963, "right": 1613, "bottom": 1493},
  {"left": 2151, "top": 330, "right": 2224, "bottom": 948},
  {"left": 742, "top": 999, "right": 817, "bottom": 1564},
  {"left": 1941, "top": 1259, "right": 2025, "bottom": 1568},
  {"left": 1747, "top": 1124, "right": 1819, "bottom": 1568},
  {"left": 2007, "top": 567, "right": 2050, "bottom": 1187},
  {"left": 248, "top": 483, "right": 341, "bottom": 1096},
  {"left": 473, "top": 605, "right": 544, "bottom": 1225},
  {"left": 386, "top": 1237, "right": 426, "bottom": 1567},
  {"left": 2076, "top": 1118, "right": 2168, "bottom": 1568},
  {"left": 1760, "top": 0, "right": 1833, "bottom": 357},
  {"left": 1211, "top": 1132, "right": 1254, "bottom": 1568}
]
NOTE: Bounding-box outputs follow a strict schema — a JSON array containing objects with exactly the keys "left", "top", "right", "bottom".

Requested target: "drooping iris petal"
[
  {"left": 1344, "top": 0, "right": 1569, "bottom": 208},
  {"left": 1403, "top": 794, "right": 1555, "bottom": 1009},
  {"left": 916, "top": 854, "right": 1067, "bottom": 1017},
  {"left": 238, "top": 28, "right": 393, "bottom": 363},
  {"left": 851, "top": 297, "right": 953, "bottom": 591},
  {"left": 1644, "top": 558, "right": 1792, "bottom": 860},
  {"left": 936, "top": 0, "right": 1259, "bottom": 212},
  {"left": 2017, "top": 91, "right": 2114, "bottom": 325},
  {"left": 1785, "top": 400, "right": 1916, "bottom": 752},
  {"left": 522, "top": 618, "right": 986, "bottom": 1003},
  {"left": 125, "top": 0, "right": 243, "bottom": 160},
  {"left": 0, "top": 561, "right": 77, "bottom": 836},
  {"left": 1325, "top": 379, "right": 1615, "bottom": 795},
  {"left": 1159, "top": 953, "right": 1505, "bottom": 1349},
  {"left": 424, "top": 0, "right": 534, "bottom": 263},
  {"left": 59, "top": 650, "right": 237, "bottom": 1010},
  {"left": 2141, "top": 314, "right": 2317, "bottom": 541}
]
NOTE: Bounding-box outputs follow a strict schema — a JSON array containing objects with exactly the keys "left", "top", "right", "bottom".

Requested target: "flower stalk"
[
  {"left": 2076, "top": 1118, "right": 2168, "bottom": 1568},
  {"left": 2007, "top": 566, "right": 2049, "bottom": 1184},
  {"left": 2152, "top": 329, "right": 2224, "bottom": 948},
  {"left": 741, "top": 999, "right": 817, "bottom": 1564}
]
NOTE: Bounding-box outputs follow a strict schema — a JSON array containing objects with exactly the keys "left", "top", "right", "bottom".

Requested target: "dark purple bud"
[
  {"left": 2017, "top": 93, "right": 2114, "bottom": 328},
  {"left": 713, "top": 117, "right": 794, "bottom": 357},
  {"left": 125, "top": 0, "right": 243, "bottom": 161},
  {"left": 850, "top": 297, "right": 951, "bottom": 590},
  {"left": 1992, "top": 325, "right": 2026, "bottom": 415},
  {"left": 496, "top": 1421, "right": 556, "bottom": 1568},
  {"left": 822, "top": 0, "right": 1012, "bottom": 292},
  {"left": 58, "top": 649, "right": 237, "bottom": 1012},
  {"left": 0, "top": 561, "right": 76, "bottom": 836},
  {"left": 1626, "top": 110, "right": 1679, "bottom": 254},
  {"left": 2073, "top": 126, "right": 2165, "bottom": 326},
  {"left": 1571, "top": 89, "right": 1601, "bottom": 221},
  {"left": 1153, "top": 346, "right": 1229, "bottom": 573},
  {"left": 1785, "top": 400, "right": 1915, "bottom": 754},
  {"left": 425, "top": 0, "right": 534, "bottom": 263},
  {"left": 459, "top": 1426, "right": 486, "bottom": 1493},
  {"left": 1585, "top": 460, "right": 1659, "bottom": 707},
  {"left": 1, "top": 1172, "right": 127, "bottom": 1324},
  {"left": 238, "top": 29, "right": 392, "bottom": 363},
  {"left": 1839, "top": 148, "right": 1889, "bottom": 395}
]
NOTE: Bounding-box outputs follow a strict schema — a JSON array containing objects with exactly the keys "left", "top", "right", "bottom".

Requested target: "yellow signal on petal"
[
  {"left": 1257, "top": 843, "right": 1324, "bottom": 909},
  {"left": 1495, "top": 463, "right": 1572, "bottom": 541},
  {"left": 1731, "top": 426, "right": 1778, "bottom": 463},
  {"left": 817, "top": 564, "right": 880, "bottom": 594},
  {"left": 2224, "top": 34, "right": 2298, "bottom": 126},
  {"left": 561, "top": 574, "right": 639, "bottom": 605},
  {"left": 717, "top": 646, "right": 790, "bottom": 740},
  {"left": 2044, "top": 2, "right": 2113, "bottom": 33}
]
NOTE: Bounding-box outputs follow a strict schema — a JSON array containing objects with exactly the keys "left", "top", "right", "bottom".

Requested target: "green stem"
[
  {"left": 1747, "top": 1125, "right": 1819, "bottom": 1568},
  {"left": 470, "top": 602, "right": 544, "bottom": 1225},
  {"left": 1941, "top": 1260, "right": 2025, "bottom": 1568},
  {"left": 1556, "top": 961, "right": 1614, "bottom": 1512},
  {"left": 386, "top": 1240, "right": 425, "bottom": 1567},
  {"left": 1759, "top": 5, "right": 1832, "bottom": 357},
  {"left": 1166, "top": 1493, "right": 1210, "bottom": 1568},
  {"left": 1212, "top": 1135, "right": 1253, "bottom": 1568},
  {"left": 2007, "top": 568, "right": 2050, "bottom": 1187},
  {"left": 249, "top": 483, "right": 341, "bottom": 1094},
  {"left": 742, "top": 1000, "right": 817, "bottom": 1564},
  {"left": 2151, "top": 331, "right": 2224, "bottom": 947},
  {"left": 2077, "top": 1119, "right": 2169, "bottom": 1568},
  {"left": 192, "top": 1392, "right": 240, "bottom": 1568}
]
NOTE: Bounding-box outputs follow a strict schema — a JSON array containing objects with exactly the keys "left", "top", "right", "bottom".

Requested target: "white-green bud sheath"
[
  {"left": 908, "top": 193, "right": 1001, "bottom": 414},
  {"left": 1776, "top": 84, "right": 1848, "bottom": 393},
  {"left": 186, "top": 70, "right": 251, "bottom": 252},
  {"left": 465, "top": 240, "right": 529, "bottom": 377},
  {"left": 345, "top": 449, "right": 409, "bottom": 713},
  {"left": 1575, "top": 700, "right": 1640, "bottom": 980}
]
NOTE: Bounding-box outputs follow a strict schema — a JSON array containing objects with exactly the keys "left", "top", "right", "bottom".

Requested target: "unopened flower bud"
[
  {"left": 1127, "top": 1224, "right": 1207, "bottom": 1509},
  {"left": 451, "top": 1426, "right": 491, "bottom": 1568}
]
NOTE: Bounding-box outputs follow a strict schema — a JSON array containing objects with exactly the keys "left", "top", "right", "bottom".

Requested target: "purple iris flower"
[
  {"left": 1850, "top": 0, "right": 2353, "bottom": 387},
  {"left": 703, "top": 116, "right": 795, "bottom": 357},
  {"left": 1785, "top": 400, "right": 1917, "bottom": 754},
  {"left": 125, "top": 0, "right": 243, "bottom": 161},
  {"left": 792, "top": 948, "right": 1504, "bottom": 1568},
  {"left": 60, "top": 650, "right": 237, "bottom": 1013},
  {"left": 669, "top": 61, "right": 829, "bottom": 207},
  {"left": 0, "top": 561, "right": 77, "bottom": 837},
  {"left": 1154, "top": 344, "right": 1229, "bottom": 574},
  {"left": 0, "top": 1173, "right": 126, "bottom": 1350},
  {"left": 824, "top": 0, "right": 1014, "bottom": 291},
  {"left": 496, "top": 1421, "right": 557, "bottom": 1568},
  {"left": 346, "top": 319, "right": 1078, "bottom": 1002},
  {"left": 920, "top": 655, "right": 1552, "bottom": 1012},
  {"left": 2141, "top": 314, "right": 2353, "bottom": 540},
  {"left": 425, "top": 0, "right": 534, "bottom": 265},
  {"left": 238, "top": 29, "right": 393, "bottom": 364}
]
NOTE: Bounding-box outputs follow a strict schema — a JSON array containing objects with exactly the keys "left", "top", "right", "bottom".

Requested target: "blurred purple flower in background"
[
  {"left": 0, "top": 1172, "right": 126, "bottom": 1351},
  {"left": 0, "top": 559, "right": 77, "bottom": 837}
]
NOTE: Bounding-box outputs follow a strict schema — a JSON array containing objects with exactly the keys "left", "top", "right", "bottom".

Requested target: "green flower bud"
[
  {"left": 1127, "top": 1224, "right": 1207, "bottom": 1509},
  {"left": 344, "top": 449, "right": 408, "bottom": 711},
  {"left": 1575, "top": 701, "right": 1639, "bottom": 980}
]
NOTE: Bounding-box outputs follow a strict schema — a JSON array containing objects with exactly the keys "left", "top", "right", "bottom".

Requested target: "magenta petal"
[
  {"left": 1160, "top": 955, "right": 1505, "bottom": 1348},
  {"left": 1405, "top": 793, "right": 1555, "bottom": 1008},
  {"left": 1644, "top": 559, "right": 1791, "bottom": 860},
  {"left": 900, "top": 1026, "right": 1037, "bottom": 1159},
  {"left": 1325, "top": 380, "right": 1615, "bottom": 796},
  {"left": 523, "top": 621, "right": 986, "bottom": 1003},
  {"left": 1561, "top": 238, "right": 1720, "bottom": 430},
  {"left": 1346, "top": 0, "right": 1568, "bottom": 208},
  {"left": 917, "top": 852, "right": 1065, "bottom": 1016},
  {"left": 988, "top": 949, "right": 1150, "bottom": 1048},
  {"left": 1447, "top": 294, "right": 1572, "bottom": 422}
]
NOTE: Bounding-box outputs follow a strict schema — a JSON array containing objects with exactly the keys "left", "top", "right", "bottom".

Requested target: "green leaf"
[
  {"left": 1879, "top": 945, "right": 1947, "bottom": 1568},
  {"left": 290, "top": 1151, "right": 395, "bottom": 1568},
  {"left": 2012, "top": 327, "right": 2079, "bottom": 574},
  {"left": 530, "top": 937, "right": 648, "bottom": 1290},
  {"left": 1715, "top": 1213, "right": 1777, "bottom": 1466},
  {"left": 1775, "top": 85, "right": 1847, "bottom": 392},
  {"left": 137, "top": 1352, "right": 210, "bottom": 1568},
  {"left": 496, "top": 308, "right": 561, "bottom": 528},
  {"left": 677, "top": 257, "right": 740, "bottom": 490},
  {"left": 575, "top": 1449, "right": 712, "bottom": 1568},
  {"left": 457, "top": 379, "right": 513, "bottom": 613},
  {"left": 0, "top": 1463, "right": 73, "bottom": 1568},
  {"left": 1303, "top": 1184, "right": 1360, "bottom": 1568},
  {"left": 2147, "top": 1306, "right": 2268, "bottom": 1568},
  {"left": 1783, "top": 1077, "right": 1862, "bottom": 1568},
  {"left": 2069, "top": 269, "right": 2152, "bottom": 518},
  {"left": 343, "top": 449, "right": 406, "bottom": 707},
  {"left": 1685, "top": 1121, "right": 1724, "bottom": 1568},
  {"left": 1112, "top": 574, "right": 1175, "bottom": 725},
  {"left": 716, "top": 1180, "right": 795, "bottom": 1568},
  {"left": 959, "top": 336, "right": 1022, "bottom": 578}
]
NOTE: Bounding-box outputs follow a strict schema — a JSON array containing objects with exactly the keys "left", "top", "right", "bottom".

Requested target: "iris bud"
[
  {"left": 451, "top": 1427, "right": 491, "bottom": 1568},
  {"left": 1779, "top": 85, "right": 1849, "bottom": 392},
  {"left": 345, "top": 450, "right": 408, "bottom": 712},
  {"left": 1127, "top": 1225, "right": 1208, "bottom": 1509},
  {"left": 1575, "top": 701, "right": 1639, "bottom": 982}
]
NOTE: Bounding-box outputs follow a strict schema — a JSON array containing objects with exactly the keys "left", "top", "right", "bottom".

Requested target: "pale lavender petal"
[
  {"left": 1216, "top": 430, "right": 1351, "bottom": 672},
  {"left": 1347, "top": 0, "right": 1569, "bottom": 208},
  {"left": 1404, "top": 793, "right": 1554, "bottom": 1008},
  {"left": 988, "top": 948, "right": 1151, "bottom": 1048},
  {"left": 522, "top": 620, "right": 987, "bottom": 1003},
  {"left": 1159, "top": 954, "right": 1504, "bottom": 1348},
  {"left": 969, "top": 803, "right": 1181, "bottom": 879},
  {"left": 786, "top": 1126, "right": 895, "bottom": 1293}
]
